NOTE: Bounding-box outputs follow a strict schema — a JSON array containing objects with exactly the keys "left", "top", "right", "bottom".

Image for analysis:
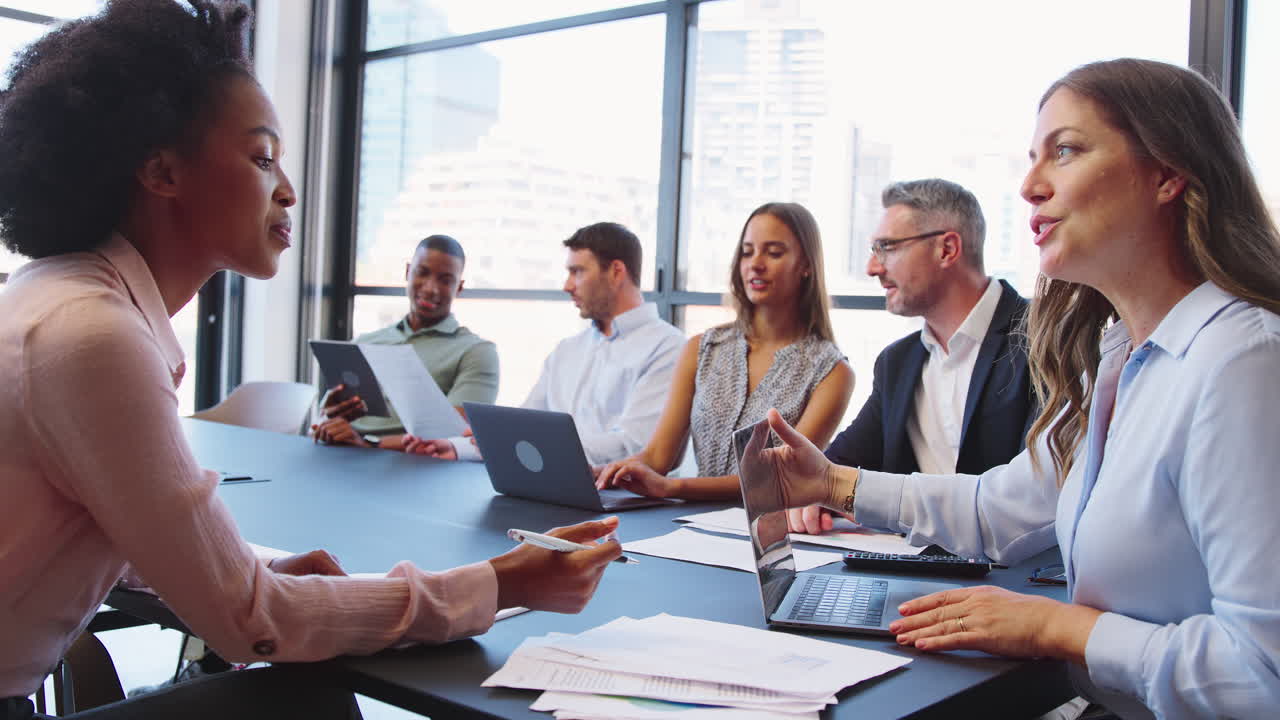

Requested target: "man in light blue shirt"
[{"left": 418, "top": 222, "right": 685, "bottom": 465}]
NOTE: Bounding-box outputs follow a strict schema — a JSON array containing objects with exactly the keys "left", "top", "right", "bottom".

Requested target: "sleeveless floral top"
[{"left": 689, "top": 324, "right": 844, "bottom": 477}]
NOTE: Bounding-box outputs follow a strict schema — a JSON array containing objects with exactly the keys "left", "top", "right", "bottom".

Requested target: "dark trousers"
[{"left": 2, "top": 666, "right": 362, "bottom": 720}]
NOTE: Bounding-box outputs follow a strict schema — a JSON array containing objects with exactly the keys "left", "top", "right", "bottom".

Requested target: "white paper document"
[
  {"left": 622, "top": 528, "right": 842, "bottom": 572},
  {"left": 531, "top": 691, "right": 818, "bottom": 719},
  {"left": 358, "top": 343, "right": 467, "bottom": 439},
  {"left": 545, "top": 614, "right": 909, "bottom": 698},
  {"left": 676, "top": 507, "right": 925, "bottom": 555},
  {"left": 485, "top": 615, "right": 908, "bottom": 717},
  {"left": 485, "top": 635, "right": 833, "bottom": 712}
]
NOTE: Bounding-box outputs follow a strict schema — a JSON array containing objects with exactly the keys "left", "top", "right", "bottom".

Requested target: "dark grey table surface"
[{"left": 123, "top": 418, "right": 1074, "bottom": 719}]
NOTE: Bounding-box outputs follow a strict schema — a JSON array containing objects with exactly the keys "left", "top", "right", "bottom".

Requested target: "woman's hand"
[
  {"left": 787, "top": 505, "right": 841, "bottom": 534},
  {"left": 890, "top": 585, "right": 1100, "bottom": 663},
  {"left": 757, "top": 408, "right": 842, "bottom": 510},
  {"left": 267, "top": 549, "right": 347, "bottom": 577},
  {"left": 489, "top": 518, "right": 622, "bottom": 613},
  {"left": 596, "top": 458, "right": 680, "bottom": 498}
]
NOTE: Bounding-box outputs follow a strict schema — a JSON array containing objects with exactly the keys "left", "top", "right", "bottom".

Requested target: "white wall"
[{"left": 242, "top": 0, "right": 313, "bottom": 383}]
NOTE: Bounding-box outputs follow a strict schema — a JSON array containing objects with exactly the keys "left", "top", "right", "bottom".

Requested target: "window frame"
[{"left": 313, "top": 0, "right": 1246, "bottom": 376}]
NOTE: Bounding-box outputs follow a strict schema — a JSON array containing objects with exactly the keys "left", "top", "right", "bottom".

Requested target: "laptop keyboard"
[{"left": 788, "top": 575, "right": 889, "bottom": 626}]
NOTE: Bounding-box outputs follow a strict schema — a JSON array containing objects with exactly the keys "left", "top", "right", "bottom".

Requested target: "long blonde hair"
[{"left": 1026, "top": 59, "right": 1280, "bottom": 486}]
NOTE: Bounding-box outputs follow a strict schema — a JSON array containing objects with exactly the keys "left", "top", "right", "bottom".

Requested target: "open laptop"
[
  {"left": 465, "top": 403, "right": 678, "bottom": 512},
  {"left": 734, "top": 421, "right": 961, "bottom": 635}
]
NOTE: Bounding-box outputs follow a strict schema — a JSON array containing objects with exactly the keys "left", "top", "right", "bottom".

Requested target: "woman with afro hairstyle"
[{"left": 0, "top": 2, "right": 620, "bottom": 718}]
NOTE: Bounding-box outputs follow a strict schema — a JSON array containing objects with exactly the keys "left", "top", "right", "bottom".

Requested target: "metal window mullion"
[
  {"left": 328, "top": 0, "right": 367, "bottom": 343},
  {"left": 1189, "top": 0, "right": 1247, "bottom": 115},
  {"left": 653, "top": 0, "right": 692, "bottom": 325},
  {"left": 353, "top": 286, "right": 570, "bottom": 303},
  {"left": 362, "top": 2, "right": 666, "bottom": 61},
  {"left": 224, "top": 273, "right": 244, "bottom": 393},
  {"left": 193, "top": 272, "right": 227, "bottom": 411},
  {"left": 0, "top": 7, "right": 56, "bottom": 23}
]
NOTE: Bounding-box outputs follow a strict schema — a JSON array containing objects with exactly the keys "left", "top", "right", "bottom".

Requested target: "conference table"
[{"left": 111, "top": 419, "right": 1074, "bottom": 719}]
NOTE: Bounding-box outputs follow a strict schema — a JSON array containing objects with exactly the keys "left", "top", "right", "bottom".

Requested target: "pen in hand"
[{"left": 507, "top": 528, "right": 639, "bottom": 565}]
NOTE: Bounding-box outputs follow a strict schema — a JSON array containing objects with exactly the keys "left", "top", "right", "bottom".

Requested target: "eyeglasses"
[
  {"left": 1027, "top": 563, "right": 1067, "bottom": 586},
  {"left": 869, "top": 229, "right": 948, "bottom": 263}
]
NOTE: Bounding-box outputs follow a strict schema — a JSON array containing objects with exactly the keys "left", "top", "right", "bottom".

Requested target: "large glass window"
[
  {"left": 1, "top": 1, "right": 99, "bottom": 17},
  {"left": 356, "top": 15, "right": 665, "bottom": 291},
  {"left": 1, "top": 15, "right": 50, "bottom": 277},
  {"left": 367, "top": 0, "right": 636, "bottom": 50},
  {"left": 680, "top": 0, "right": 1190, "bottom": 299},
  {"left": 342, "top": 0, "right": 1212, "bottom": 433},
  {"left": 1242, "top": 1, "right": 1278, "bottom": 226}
]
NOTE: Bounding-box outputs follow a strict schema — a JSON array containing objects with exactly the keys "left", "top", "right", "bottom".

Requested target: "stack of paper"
[
  {"left": 677, "top": 507, "right": 926, "bottom": 556},
  {"left": 484, "top": 614, "right": 911, "bottom": 719}
]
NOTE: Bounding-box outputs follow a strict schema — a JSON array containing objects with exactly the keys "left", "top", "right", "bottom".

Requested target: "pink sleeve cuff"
[{"left": 388, "top": 560, "right": 498, "bottom": 645}]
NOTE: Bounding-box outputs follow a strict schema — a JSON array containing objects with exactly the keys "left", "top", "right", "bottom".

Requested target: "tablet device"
[{"left": 308, "top": 339, "right": 391, "bottom": 417}]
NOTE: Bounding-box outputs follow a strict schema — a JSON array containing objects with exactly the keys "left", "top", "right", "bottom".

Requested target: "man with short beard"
[
  {"left": 418, "top": 222, "right": 684, "bottom": 465},
  {"left": 789, "top": 179, "right": 1035, "bottom": 534}
]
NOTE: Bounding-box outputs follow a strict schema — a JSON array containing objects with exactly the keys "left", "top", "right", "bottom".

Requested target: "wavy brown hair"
[
  {"left": 1026, "top": 59, "right": 1280, "bottom": 486},
  {"left": 727, "top": 202, "right": 835, "bottom": 343}
]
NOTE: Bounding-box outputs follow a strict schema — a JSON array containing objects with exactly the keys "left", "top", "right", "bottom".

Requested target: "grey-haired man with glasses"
[{"left": 789, "top": 178, "right": 1035, "bottom": 535}]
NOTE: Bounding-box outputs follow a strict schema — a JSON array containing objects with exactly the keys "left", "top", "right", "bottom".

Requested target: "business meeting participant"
[
  {"left": 595, "top": 202, "right": 853, "bottom": 500},
  {"left": 0, "top": 3, "right": 619, "bottom": 718},
  {"left": 405, "top": 222, "right": 685, "bottom": 465},
  {"left": 753, "top": 59, "right": 1280, "bottom": 720},
  {"left": 311, "top": 233, "right": 499, "bottom": 449},
  {"left": 789, "top": 179, "right": 1035, "bottom": 534}
]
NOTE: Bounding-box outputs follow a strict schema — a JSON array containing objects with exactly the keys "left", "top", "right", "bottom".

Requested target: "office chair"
[
  {"left": 35, "top": 626, "right": 130, "bottom": 715},
  {"left": 190, "top": 381, "right": 316, "bottom": 436}
]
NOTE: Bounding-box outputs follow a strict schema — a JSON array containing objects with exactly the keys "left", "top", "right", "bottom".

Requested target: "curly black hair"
[{"left": 0, "top": 0, "right": 254, "bottom": 259}]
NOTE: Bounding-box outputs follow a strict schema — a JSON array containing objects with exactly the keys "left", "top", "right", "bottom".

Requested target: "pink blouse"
[{"left": 0, "top": 235, "right": 497, "bottom": 698}]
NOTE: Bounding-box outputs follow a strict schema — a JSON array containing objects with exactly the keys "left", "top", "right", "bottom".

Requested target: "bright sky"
[
  {"left": 1, "top": 0, "right": 99, "bottom": 16},
  {"left": 1241, "top": 1, "right": 1279, "bottom": 191}
]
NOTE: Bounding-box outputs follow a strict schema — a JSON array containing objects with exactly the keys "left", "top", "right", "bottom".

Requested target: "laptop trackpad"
[{"left": 885, "top": 592, "right": 917, "bottom": 622}]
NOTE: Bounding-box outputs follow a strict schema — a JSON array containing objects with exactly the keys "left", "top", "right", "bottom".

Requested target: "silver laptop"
[
  {"left": 465, "top": 403, "right": 678, "bottom": 512},
  {"left": 734, "top": 421, "right": 960, "bottom": 635}
]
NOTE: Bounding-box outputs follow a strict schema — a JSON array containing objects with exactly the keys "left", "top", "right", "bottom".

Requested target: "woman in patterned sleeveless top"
[{"left": 596, "top": 202, "right": 854, "bottom": 500}]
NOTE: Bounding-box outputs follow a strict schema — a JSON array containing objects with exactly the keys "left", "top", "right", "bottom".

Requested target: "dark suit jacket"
[{"left": 826, "top": 279, "right": 1035, "bottom": 476}]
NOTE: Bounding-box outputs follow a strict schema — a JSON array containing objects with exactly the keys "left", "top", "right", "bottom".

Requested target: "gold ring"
[{"left": 957, "top": 616, "right": 968, "bottom": 633}]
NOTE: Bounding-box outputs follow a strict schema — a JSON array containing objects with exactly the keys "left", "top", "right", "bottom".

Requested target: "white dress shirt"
[
  {"left": 855, "top": 283, "right": 1280, "bottom": 719},
  {"left": 907, "top": 278, "right": 1002, "bottom": 474},
  {"left": 454, "top": 303, "right": 684, "bottom": 465}
]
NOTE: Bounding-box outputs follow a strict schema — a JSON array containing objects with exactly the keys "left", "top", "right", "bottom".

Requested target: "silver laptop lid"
[
  {"left": 465, "top": 403, "right": 606, "bottom": 512},
  {"left": 733, "top": 421, "right": 796, "bottom": 618}
]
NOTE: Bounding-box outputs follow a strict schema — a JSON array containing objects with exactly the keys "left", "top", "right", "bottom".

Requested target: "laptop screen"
[{"left": 733, "top": 422, "right": 797, "bottom": 617}]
